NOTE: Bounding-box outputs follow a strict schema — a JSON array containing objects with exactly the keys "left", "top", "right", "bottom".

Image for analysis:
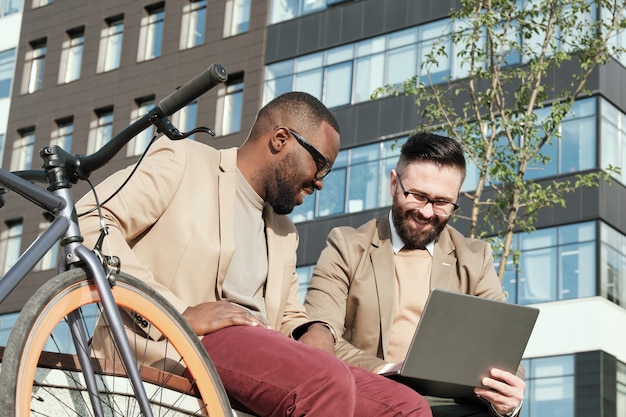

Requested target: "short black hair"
[
  {"left": 397, "top": 132, "right": 466, "bottom": 180},
  {"left": 257, "top": 91, "right": 340, "bottom": 134}
]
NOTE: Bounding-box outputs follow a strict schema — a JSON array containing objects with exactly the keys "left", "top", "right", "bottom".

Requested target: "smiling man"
[{"left": 305, "top": 132, "right": 525, "bottom": 417}]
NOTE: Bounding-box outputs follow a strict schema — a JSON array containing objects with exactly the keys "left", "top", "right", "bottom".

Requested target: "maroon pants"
[{"left": 200, "top": 326, "right": 432, "bottom": 417}]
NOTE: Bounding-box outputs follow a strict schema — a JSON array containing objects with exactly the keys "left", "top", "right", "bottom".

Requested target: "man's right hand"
[{"left": 182, "top": 300, "right": 271, "bottom": 335}]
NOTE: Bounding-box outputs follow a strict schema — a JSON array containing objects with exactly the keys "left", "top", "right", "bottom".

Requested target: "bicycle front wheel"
[{"left": 0, "top": 268, "right": 232, "bottom": 417}]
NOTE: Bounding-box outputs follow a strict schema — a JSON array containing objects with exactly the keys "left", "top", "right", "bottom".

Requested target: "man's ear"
[
  {"left": 389, "top": 169, "right": 398, "bottom": 198},
  {"left": 270, "top": 126, "right": 290, "bottom": 153}
]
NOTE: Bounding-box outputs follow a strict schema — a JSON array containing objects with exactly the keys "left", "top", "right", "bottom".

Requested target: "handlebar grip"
[{"left": 158, "top": 63, "right": 228, "bottom": 116}]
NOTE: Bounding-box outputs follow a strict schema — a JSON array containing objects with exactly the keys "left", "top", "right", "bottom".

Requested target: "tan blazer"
[
  {"left": 305, "top": 216, "right": 510, "bottom": 372},
  {"left": 77, "top": 137, "right": 308, "bottom": 367}
]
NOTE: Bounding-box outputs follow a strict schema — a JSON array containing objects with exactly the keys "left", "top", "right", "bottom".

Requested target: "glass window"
[
  {"left": 97, "top": 16, "right": 124, "bottom": 73},
  {"left": 224, "top": 0, "right": 251, "bottom": 37},
  {"left": 173, "top": 100, "right": 198, "bottom": 139},
  {"left": 526, "top": 107, "right": 559, "bottom": 180},
  {"left": 558, "top": 222, "right": 595, "bottom": 299},
  {"left": 32, "top": 0, "right": 52, "bottom": 8},
  {"left": 137, "top": 3, "right": 164, "bottom": 62},
  {"left": 387, "top": 28, "right": 418, "bottom": 87},
  {"left": 1, "top": 0, "right": 22, "bottom": 16},
  {"left": 419, "top": 20, "right": 452, "bottom": 84},
  {"left": 50, "top": 118, "right": 73, "bottom": 151},
  {"left": 600, "top": 98, "right": 626, "bottom": 186},
  {"left": 22, "top": 39, "right": 46, "bottom": 94},
  {"left": 289, "top": 138, "right": 401, "bottom": 223},
  {"left": 295, "top": 265, "right": 314, "bottom": 302},
  {"left": 496, "top": 20, "right": 522, "bottom": 67},
  {"left": 269, "top": 0, "right": 297, "bottom": 24},
  {"left": 269, "top": 0, "right": 325, "bottom": 24},
  {"left": 324, "top": 45, "right": 353, "bottom": 108},
  {"left": 518, "top": 230, "right": 558, "bottom": 304},
  {"left": 263, "top": 22, "right": 459, "bottom": 107},
  {"left": 324, "top": 61, "right": 352, "bottom": 108},
  {"left": 618, "top": 361, "right": 626, "bottom": 417},
  {"left": 601, "top": 222, "right": 626, "bottom": 307},
  {"left": 606, "top": 7, "right": 626, "bottom": 68},
  {"left": 216, "top": 77, "right": 244, "bottom": 136},
  {"left": 0, "top": 312, "right": 19, "bottom": 347},
  {"left": 264, "top": 61, "right": 294, "bottom": 104},
  {"left": 560, "top": 98, "right": 595, "bottom": 174},
  {"left": 294, "top": 54, "right": 323, "bottom": 94},
  {"left": 87, "top": 107, "right": 114, "bottom": 154},
  {"left": 0, "top": 48, "right": 16, "bottom": 98},
  {"left": 0, "top": 133, "right": 4, "bottom": 168},
  {"left": 316, "top": 150, "right": 348, "bottom": 218},
  {"left": 522, "top": 355, "right": 574, "bottom": 417},
  {"left": 354, "top": 52, "right": 384, "bottom": 103},
  {"left": 10, "top": 128, "right": 35, "bottom": 171},
  {"left": 501, "top": 222, "right": 597, "bottom": 305},
  {"left": 0, "top": 220, "right": 23, "bottom": 275},
  {"left": 35, "top": 219, "right": 60, "bottom": 271},
  {"left": 127, "top": 97, "right": 155, "bottom": 156},
  {"left": 180, "top": 0, "right": 206, "bottom": 49},
  {"left": 347, "top": 143, "right": 381, "bottom": 212},
  {"left": 58, "top": 28, "right": 84, "bottom": 84},
  {"left": 379, "top": 139, "right": 402, "bottom": 207}
]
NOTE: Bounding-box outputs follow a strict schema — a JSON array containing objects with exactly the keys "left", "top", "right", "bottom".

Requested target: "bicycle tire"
[{"left": 0, "top": 268, "right": 233, "bottom": 417}]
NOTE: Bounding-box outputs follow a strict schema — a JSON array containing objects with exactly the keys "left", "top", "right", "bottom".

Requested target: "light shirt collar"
[{"left": 388, "top": 211, "right": 435, "bottom": 256}]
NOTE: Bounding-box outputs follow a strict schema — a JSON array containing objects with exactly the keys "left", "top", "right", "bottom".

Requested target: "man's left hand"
[
  {"left": 297, "top": 323, "right": 335, "bottom": 354},
  {"left": 474, "top": 368, "right": 524, "bottom": 416}
]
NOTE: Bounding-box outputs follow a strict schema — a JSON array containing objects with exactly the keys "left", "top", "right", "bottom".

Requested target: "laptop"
[{"left": 382, "top": 288, "right": 539, "bottom": 398}]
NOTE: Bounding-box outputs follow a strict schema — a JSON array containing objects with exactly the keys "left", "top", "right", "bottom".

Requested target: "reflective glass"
[
  {"left": 325, "top": 62, "right": 352, "bottom": 108},
  {"left": 294, "top": 69, "right": 322, "bottom": 99},
  {"left": 354, "top": 53, "right": 384, "bottom": 102},
  {"left": 347, "top": 144, "right": 380, "bottom": 212},
  {"left": 326, "top": 44, "right": 353, "bottom": 65}
]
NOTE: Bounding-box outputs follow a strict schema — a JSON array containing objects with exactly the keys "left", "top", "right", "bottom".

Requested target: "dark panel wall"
[
  {"left": 575, "top": 351, "right": 617, "bottom": 417},
  {"left": 0, "top": 0, "right": 271, "bottom": 314}
]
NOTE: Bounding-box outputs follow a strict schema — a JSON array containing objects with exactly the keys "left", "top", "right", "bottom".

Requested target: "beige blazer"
[
  {"left": 77, "top": 137, "right": 308, "bottom": 367},
  {"left": 305, "top": 216, "right": 510, "bottom": 372}
]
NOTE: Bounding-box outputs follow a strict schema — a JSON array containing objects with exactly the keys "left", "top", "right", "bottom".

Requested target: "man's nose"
[
  {"left": 418, "top": 201, "right": 434, "bottom": 217},
  {"left": 313, "top": 178, "right": 324, "bottom": 190}
]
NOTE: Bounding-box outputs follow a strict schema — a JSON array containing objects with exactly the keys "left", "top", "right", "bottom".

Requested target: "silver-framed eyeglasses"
[
  {"left": 396, "top": 174, "right": 459, "bottom": 216},
  {"left": 274, "top": 126, "right": 332, "bottom": 182}
]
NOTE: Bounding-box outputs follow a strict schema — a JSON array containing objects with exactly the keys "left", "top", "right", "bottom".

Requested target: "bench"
[{"left": 0, "top": 347, "right": 256, "bottom": 416}]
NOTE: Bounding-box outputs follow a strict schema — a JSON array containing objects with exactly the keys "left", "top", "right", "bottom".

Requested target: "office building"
[{"left": 1, "top": 1, "right": 625, "bottom": 415}]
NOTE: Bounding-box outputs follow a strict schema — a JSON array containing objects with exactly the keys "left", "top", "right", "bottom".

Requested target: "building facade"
[{"left": 1, "top": 1, "right": 626, "bottom": 416}]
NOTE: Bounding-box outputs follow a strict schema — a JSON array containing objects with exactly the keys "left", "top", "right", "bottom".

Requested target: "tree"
[{"left": 373, "top": 0, "right": 626, "bottom": 283}]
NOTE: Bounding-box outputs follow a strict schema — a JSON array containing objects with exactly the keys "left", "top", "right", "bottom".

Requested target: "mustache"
[{"left": 405, "top": 209, "right": 435, "bottom": 223}]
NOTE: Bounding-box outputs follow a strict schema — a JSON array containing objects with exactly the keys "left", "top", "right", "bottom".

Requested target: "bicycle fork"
[{"left": 58, "top": 186, "right": 155, "bottom": 417}]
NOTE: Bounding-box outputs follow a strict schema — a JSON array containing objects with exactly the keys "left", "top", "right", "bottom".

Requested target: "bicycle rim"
[{"left": 0, "top": 268, "right": 232, "bottom": 417}]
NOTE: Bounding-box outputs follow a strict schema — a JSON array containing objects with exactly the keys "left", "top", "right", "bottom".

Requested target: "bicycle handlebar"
[
  {"left": 77, "top": 63, "right": 228, "bottom": 177},
  {"left": 157, "top": 63, "right": 228, "bottom": 116}
]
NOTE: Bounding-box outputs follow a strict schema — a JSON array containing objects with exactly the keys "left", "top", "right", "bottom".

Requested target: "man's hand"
[
  {"left": 183, "top": 300, "right": 271, "bottom": 336},
  {"left": 474, "top": 368, "right": 525, "bottom": 416},
  {"left": 297, "top": 323, "right": 335, "bottom": 354}
]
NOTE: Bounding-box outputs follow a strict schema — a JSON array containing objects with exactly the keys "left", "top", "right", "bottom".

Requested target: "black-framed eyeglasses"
[
  {"left": 275, "top": 126, "right": 332, "bottom": 182},
  {"left": 396, "top": 174, "right": 459, "bottom": 217}
]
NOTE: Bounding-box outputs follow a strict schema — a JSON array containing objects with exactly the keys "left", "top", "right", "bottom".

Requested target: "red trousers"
[{"left": 200, "top": 326, "right": 432, "bottom": 417}]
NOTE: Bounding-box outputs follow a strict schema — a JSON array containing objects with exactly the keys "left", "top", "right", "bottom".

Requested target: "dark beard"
[
  {"left": 391, "top": 194, "right": 448, "bottom": 250},
  {"left": 268, "top": 153, "right": 301, "bottom": 215}
]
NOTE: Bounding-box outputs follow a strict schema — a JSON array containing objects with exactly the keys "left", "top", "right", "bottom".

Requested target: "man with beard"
[
  {"left": 304, "top": 132, "right": 525, "bottom": 417},
  {"left": 77, "top": 92, "right": 432, "bottom": 417}
]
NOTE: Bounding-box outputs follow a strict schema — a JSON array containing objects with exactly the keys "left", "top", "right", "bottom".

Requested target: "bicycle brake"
[{"left": 93, "top": 228, "right": 121, "bottom": 286}]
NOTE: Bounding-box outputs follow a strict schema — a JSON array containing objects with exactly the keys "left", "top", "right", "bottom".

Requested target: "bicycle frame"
[
  {"left": 0, "top": 63, "right": 228, "bottom": 417},
  {"left": 0, "top": 158, "right": 157, "bottom": 417}
]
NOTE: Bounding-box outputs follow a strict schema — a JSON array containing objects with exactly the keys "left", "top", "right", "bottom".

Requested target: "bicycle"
[{"left": 0, "top": 63, "right": 235, "bottom": 417}]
